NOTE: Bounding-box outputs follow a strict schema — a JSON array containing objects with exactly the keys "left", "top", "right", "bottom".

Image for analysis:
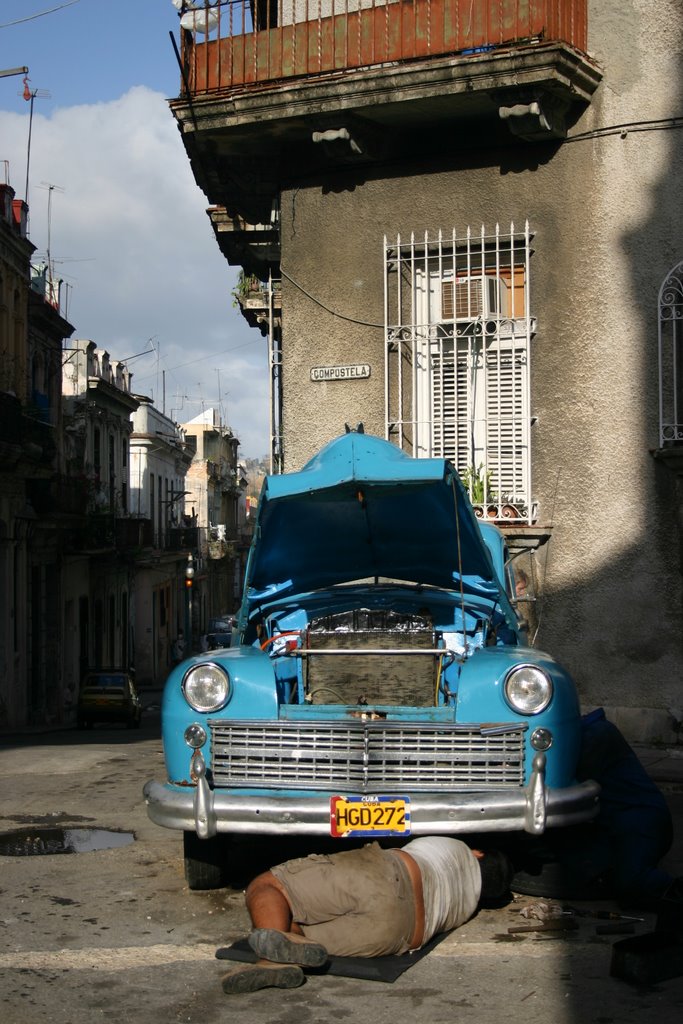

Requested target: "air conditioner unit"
[{"left": 442, "top": 276, "right": 506, "bottom": 320}]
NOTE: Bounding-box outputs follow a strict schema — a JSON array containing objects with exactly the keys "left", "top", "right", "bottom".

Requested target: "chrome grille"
[{"left": 209, "top": 720, "right": 526, "bottom": 792}]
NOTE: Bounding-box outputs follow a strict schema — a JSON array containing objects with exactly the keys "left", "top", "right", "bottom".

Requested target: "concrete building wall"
[
  {"left": 0, "top": 485, "right": 30, "bottom": 728},
  {"left": 133, "top": 565, "right": 180, "bottom": 688},
  {"left": 274, "top": 0, "right": 683, "bottom": 727},
  {"left": 129, "top": 399, "right": 189, "bottom": 529}
]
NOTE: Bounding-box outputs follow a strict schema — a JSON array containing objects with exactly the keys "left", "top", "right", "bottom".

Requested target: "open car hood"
[{"left": 244, "top": 433, "right": 510, "bottom": 614}]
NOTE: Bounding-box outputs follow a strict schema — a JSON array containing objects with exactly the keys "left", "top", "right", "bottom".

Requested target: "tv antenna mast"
[
  {"left": 22, "top": 74, "right": 51, "bottom": 206},
  {"left": 37, "top": 180, "right": 64, "bottom": 304}
]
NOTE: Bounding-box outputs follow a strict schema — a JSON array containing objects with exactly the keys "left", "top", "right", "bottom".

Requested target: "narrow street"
[{"left": 1, "top": 700, "right": 682, "bottom": 1024}]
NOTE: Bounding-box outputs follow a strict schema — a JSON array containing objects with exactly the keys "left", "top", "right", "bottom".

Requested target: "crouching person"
[
  {"left": 221, "top": 836, "right": 513, "bottom": 994},
  {"left": 566, "top": 707, "right": 674, "bottom": 904}
]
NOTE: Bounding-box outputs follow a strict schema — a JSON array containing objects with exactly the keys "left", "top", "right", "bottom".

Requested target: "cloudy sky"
[{"left": 0, "top": 0, "right": 270, "bottom": 458}]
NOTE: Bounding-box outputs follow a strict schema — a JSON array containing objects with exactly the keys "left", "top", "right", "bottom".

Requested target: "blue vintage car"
[{"left": 144, "top": 430, "right": 599, "bottom": 888}]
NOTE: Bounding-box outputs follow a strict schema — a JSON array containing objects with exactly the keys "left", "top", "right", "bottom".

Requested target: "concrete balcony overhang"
[
  {"left": 236, "top": 289, "right": 283, "bottom": 336},
  {"left": 208, "top": 207, "right": 281, "bottom": 275},
  {"left": 171, "top": 41, "right": 602, "bottom": 223}
]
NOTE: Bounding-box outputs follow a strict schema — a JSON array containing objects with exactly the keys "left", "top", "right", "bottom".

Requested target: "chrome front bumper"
[{"left": 143, "top": 752, "right": 600, "bottom": 839}]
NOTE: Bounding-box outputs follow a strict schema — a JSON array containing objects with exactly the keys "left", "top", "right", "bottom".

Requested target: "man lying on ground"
[{"left": 221, "top": 836, "right": 513, "bottom": 994}]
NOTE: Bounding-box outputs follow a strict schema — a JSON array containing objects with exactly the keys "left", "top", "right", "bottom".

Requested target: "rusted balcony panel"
[
  {"left": 291, "top": 23, "right": 309, "bottom": 77},
  {"left": 231, "top": 32, "right": 244, "bottom": 84},
  {"left": 333, "top": 16, "right": 348, "bottom": 70},
  {"left": 182, "top": 1, "right": 588, "bottom": 94}
]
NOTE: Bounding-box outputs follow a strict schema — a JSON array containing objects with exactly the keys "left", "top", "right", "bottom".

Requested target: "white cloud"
[{"left": 0, "top": 86, "right": 270, "bottom": 458}]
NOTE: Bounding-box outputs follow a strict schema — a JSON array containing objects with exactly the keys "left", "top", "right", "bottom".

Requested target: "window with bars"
[
  {"left": 384, "top": 223, "right": 534, "bottom": 523},
  {"left": 658, "top": 260, "right": 683, "bottom": 446}
]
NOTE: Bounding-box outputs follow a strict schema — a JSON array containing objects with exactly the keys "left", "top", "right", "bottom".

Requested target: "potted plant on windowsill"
[{"left": 461, "top": 464, "right": 498, "bottom": 519}]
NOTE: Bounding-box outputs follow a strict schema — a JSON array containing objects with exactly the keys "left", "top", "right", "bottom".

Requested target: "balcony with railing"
[
  {"left": 232, "top": 271, "right": 282, "bottom": 333},
  {"left": 171, "top": 1, "right": 600, "bottom": 224},
  {"left": 179, "top": 0, "right": 589, "bottom": 93}
]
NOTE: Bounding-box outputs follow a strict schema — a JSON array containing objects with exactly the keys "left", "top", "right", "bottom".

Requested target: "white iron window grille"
[
  {"left": 384, "top": 223, "right": 535, "bottom": 524},
  {"left": 658, "top": 260, "right": 683, "bottom": 446}
]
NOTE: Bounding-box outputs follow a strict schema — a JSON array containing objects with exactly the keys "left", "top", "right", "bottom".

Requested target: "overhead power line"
[{"left": 0, "top": 1, "right": 81, "bottom": 30}]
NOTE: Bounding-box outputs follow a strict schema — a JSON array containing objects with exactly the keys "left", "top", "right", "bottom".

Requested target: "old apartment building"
[
  {"left": 168, "top": 0, "right": 683, "bottom": 738},
  {"left": 0, "top": 171, "right": 245, "bottom": 724},
  {"left": 181, "top": 408, "right": 250, "bottom": 620},
  {"left": 0, "top": 179, "right": 74, "bottom": 726}
]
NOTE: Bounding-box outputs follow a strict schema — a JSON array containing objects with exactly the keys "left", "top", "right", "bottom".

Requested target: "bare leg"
[
  {"left": 246, "top": 871, "right": 295, "bottom": 931},
  {"left": 244, "top": 870, "right": 328, "bottom": 967}
]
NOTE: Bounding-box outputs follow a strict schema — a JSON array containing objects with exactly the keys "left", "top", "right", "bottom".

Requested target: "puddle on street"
[{"left": 0, "top": 827, "right": 135, "bottom": 856}]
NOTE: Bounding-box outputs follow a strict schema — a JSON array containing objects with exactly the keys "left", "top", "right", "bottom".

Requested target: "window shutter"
[
  {"left": 442, "top": 277, "right": 507, "bottom": 320},
  {"left": 429, "top": 338, "right": 476, "bottom": 472},
  {"left": 428, "top": 335, "right": 527, "bottom": 503},
  {"left": 484, "top": 337, "right": 527, "bottom": 502},
  {"left": 430, "top": 339, "right": 458, "bottom": 460}
]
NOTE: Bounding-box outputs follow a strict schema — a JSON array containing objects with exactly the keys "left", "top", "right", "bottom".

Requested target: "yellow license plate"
[{"left": 330, "top": 796, "right": 411, "bottom": 838}]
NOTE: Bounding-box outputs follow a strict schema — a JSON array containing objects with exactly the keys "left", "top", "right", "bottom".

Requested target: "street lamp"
[{"left": 185, "top": 553, "right": 195, "bottom": 654}]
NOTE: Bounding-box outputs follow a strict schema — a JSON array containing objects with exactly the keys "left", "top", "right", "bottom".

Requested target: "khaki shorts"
[{"left": 270, "top": 842, "right": 415, "bottom": 957}]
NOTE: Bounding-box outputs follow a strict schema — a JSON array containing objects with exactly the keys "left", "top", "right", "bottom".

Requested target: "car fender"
[
  {"left": 161, "top": 645, "right": 279, "bottom": 782},
  {"left": 453, "top": 645, "right": 582, "bottom": 788}
]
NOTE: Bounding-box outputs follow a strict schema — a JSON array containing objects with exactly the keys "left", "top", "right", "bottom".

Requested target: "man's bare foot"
[{"left": 248, "top": 928, "right": 329, "bottom": 967}]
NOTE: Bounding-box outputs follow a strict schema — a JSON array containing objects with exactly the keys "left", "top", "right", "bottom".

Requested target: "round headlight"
[
  {"left": 182, "top": 662, "right": 230, "bottom": 713},
  {"left": 504, "top": 664, "right": 553, "bottom": 715}
]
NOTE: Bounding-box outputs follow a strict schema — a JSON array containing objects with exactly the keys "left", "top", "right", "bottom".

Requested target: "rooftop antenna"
[
  {"left": 216, "top": 367, "right": 222, "bottom": 428},
  {"left": 171, "top": 391, "right": 190, "bottom": 423},
  {"left": 120, "top": 343, "right": 156, "bottom": 362},
  {"left": 155, "top": 339, "right": 161, "bottom": 411},
  {"left": 22, "top": 75, "right": 51, "bottom": 208},
  {"left": 37, "top": 181, "right": 64, "bottom": 305}
]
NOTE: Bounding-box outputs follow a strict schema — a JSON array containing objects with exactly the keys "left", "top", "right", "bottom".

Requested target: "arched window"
[{"left": 658, "top": 261, "right": 683, "bottom": 446}]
